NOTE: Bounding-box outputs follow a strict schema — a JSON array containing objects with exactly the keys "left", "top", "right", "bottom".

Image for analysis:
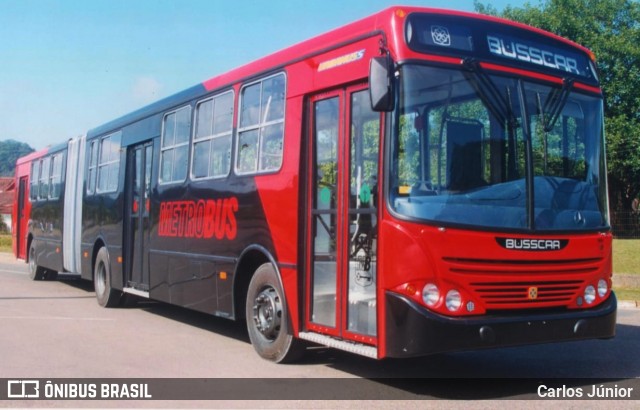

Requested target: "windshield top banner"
[
  {"left": 405, "top": 14, "right": 597, "bottom": 83},
  {"left": 486, "top": 34, "right": 584, "bottom": 76}
]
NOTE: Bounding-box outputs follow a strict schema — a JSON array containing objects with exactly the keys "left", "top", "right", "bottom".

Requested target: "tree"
[
  {"left": 0, "top": 139, "right": 34, "bottom": 177},
  {"left": 475, "top": 0, "right": 640, "bottom": 236}
]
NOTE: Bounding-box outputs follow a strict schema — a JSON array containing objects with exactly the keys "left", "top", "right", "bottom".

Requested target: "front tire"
[
  {"left": 246, "top": 263, "right": 305, "bottom": 363},
  {"left": 28, "top": 243, "right": 46, "bottom": 281},
  {"left": 94, "top": 247, "right": 122, "bottom": 307}
]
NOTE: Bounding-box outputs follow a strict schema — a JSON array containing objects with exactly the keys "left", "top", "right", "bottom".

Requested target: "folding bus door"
[
  {"left": 124, "top": 141, "right": 153, "bottom": 296},
  {"left": 303, "top": 85, "right": 381, "bottom": 353}
]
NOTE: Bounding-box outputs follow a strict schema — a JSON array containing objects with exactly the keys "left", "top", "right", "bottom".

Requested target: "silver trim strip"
[
  {"left": 298, "top": 331, "right": 377, "bottom": 359},
  {"left": 122, "top": 287, "right": 150, "bottom": 298}
]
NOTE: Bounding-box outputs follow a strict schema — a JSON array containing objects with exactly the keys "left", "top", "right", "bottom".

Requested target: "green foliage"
[
  {"left": 613, "top": 239, "right": 640, "bottom": 274},
  {"left": 475, "top": 0, "right": 640, "bottom": 236},
  {"left": 0, "top": 234, "right": 11, "bottom": 252},
  {"left": 0, "top": 139, "right": 34, "bottom": 176}
]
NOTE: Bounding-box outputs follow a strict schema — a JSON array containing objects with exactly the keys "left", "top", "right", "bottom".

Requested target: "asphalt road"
[{"left": 0, "top": 252, "right": 638, "bottom": 407}]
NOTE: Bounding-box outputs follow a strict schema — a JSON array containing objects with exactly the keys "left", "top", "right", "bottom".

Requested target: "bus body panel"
[
  {"left": 13, "top": 6, "right": 615, "bottom": 361},
  {"left": 28, "top": 143, "right": 68, "bottom": 274},
  {"left": 12, "top": 148, "right": 49, "bottom": 260}
]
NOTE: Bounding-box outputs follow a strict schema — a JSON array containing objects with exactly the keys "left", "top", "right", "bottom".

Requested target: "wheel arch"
[
  {"left": 91, "top": 237, "right": 107, "bottom": 280},
  {"left": 233, "top": 245, "right": 285, "bottom": 321}
]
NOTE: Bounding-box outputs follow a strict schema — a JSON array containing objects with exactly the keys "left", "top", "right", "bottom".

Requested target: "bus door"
[
  {"left": 124, "top": 141, "right": 153, "bottom": 295},
  {"left": 305, "top": 85, "right": 380, "bottom": 346},
  {"left": 16, "top": 176, "right": 28, "bottom": 259}
]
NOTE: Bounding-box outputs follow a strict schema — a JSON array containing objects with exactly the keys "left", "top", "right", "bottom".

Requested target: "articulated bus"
[{"left": 14, "top": 6, "right": 616, "bottom": 362}]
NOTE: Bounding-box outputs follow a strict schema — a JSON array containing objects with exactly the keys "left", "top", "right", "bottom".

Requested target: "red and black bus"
[{"left": 15, "top": 6, "right": 616, "bottom": 362}]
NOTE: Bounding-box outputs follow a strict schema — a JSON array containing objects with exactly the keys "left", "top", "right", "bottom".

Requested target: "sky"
[{"left": 0, "top": 0, "right": 527, "bottom": 150}]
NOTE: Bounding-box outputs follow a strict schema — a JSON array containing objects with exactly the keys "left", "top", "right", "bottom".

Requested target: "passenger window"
[
  {"left": 192, "top": 91, "right": 233, "bottom": 179},
  {"left": 160, "top": 106, "right": 191, "bottom": 183},
  {"left": 49, "top": 153, "right": 64, "bottom": 199},
  {"left": 236, "top": 73, "right": 285, "bottom": 174},
  {"left": 87, "top": 141, "right": 98, "bottom": 194},
  {"left": 96, "top": 131, "right": 122, "bottom": 193},
  {"left": 30, "top": 161, "right": 40, "bottom": 201},
  {"left": 38, "top": 157, "right": 50, "bottom": 200}
]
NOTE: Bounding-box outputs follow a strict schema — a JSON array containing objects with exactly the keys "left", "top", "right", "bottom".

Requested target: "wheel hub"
[{"left": 252, "top": 287, "right": 282, "bottom": 341}]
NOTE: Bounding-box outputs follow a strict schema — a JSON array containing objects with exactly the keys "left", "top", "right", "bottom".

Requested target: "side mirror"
[{"left": 369, "top": 56, "right": 395, "bottom": 112}]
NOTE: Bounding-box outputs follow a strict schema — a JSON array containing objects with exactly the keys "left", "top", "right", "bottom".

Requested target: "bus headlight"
[
  {"left": 422, "top": 283, "right": 439, "bottom": 307},
  {"left": 584, "top": 285, "right": 596, "bottom": 304},
  {"left": 597, "top": 279, "right": 608, "bottom": 298},
  {"left": 446, "top": 289, "right": 462, "bottom": 311}
]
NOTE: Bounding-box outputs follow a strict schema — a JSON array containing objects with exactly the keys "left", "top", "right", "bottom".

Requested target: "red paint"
[
  {"left": 481, "top": 62, "right": 602, "bottom": 95},
  {"left": 158, "top": 198, "right": 238, "bottom": 240},
  {"left": 12, "top": 147, "right": 49, "bottom": 260},
  {"left": 378, "top": 217, "right": 612, "bottom": 317}
]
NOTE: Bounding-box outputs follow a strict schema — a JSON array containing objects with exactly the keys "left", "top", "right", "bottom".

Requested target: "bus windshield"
[{"left": 390, "top": 64, "right": 609, "bottom": 231}]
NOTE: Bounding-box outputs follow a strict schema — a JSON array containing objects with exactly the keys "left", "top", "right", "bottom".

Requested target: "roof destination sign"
[
  {"left": 405, "top": 13, "right": 597, "bottom": 83},
  {"left": 487, "top": 33, "right": 581, "bottom": 76}
]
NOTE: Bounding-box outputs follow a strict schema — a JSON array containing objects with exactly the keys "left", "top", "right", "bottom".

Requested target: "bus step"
[{"left": 298, "top": 331, "right": 377, "bottom": 359}]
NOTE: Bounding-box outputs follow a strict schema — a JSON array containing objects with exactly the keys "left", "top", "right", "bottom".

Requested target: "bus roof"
[{"left": 15, "top": 147, "right": 50, "bottom": 166}]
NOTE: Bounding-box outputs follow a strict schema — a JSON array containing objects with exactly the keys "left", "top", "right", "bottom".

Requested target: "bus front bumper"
[{"left": 384, "top": 291, "right": 617, "bottom": 358}]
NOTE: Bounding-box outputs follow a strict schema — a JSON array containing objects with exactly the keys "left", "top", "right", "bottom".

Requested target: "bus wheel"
[
  {"left": 45, "top": 270, "right": 58, "bottom": 281},
  {"left": 94, "top": 247, "right": 122, "bottom": 307},
  {"left": 28, "top": 243, "right": 46, "bottom": 281},
  {"left": 245, "top": 263, "right": 305, "bottom": 363}
]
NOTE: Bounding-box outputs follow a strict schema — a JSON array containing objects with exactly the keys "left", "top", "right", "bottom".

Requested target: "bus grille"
[
  {"left": 442, "top": 257, "right": 602, "bottom": 308},
  {"left": 469, "top": 280, "right": 583, "bottom": 305}
]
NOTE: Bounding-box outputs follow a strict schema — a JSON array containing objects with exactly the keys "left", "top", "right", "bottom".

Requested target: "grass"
[
  {"left": 0, "top": 234, "right": 11, "bottom": 253},
  {"left": 614, "top": 288, "right": 640, "bottom": 302},
  {"left": 613, "top": 239, "right": 640, "bottom": 275}
]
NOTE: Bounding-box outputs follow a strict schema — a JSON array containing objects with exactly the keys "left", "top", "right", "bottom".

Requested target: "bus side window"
[
  {"left": 236, "top": 73, "right": 286, "bottom": 174},
  {"left": 87, "top": 141, "right": 98, "bottom": 194},
  {"left": 38, "top": 157, "right": 50, "bottom": 200},
  {"left": 160, "top": 106, "right": 191, "bottom": 184},
  {"left": 96, "top": 131, "right": 122, "bottom": 193},
  {"left": 49, "top": 153, "right": 64, "bottom": 200},
  {"left": 30, "top": 160, "right": 40, "bottom": 201},
  {"left": 192, "top": 91, "right": 234, "bottom": 180}
]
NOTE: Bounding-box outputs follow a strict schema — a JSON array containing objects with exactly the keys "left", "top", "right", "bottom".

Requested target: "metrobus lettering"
[
  {"left": 158, "top": 198, "right": 238, "bottom": 240},
  {"left": 487, "top": 35, "right": 580, "bottom": 75}
]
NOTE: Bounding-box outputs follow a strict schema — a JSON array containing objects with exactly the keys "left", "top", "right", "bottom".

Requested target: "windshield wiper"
[
  {"left": 536, "top": 78, "right": 575, "bottom": 173},
  {"left": 462, "top": 58, "right": 518, "bottom": 129},
  {"left": 540, "top": 78, "right": 574, "bottom": 132},
  {"left": 462, "top": 58, "right": 520, "bottom": 179}
]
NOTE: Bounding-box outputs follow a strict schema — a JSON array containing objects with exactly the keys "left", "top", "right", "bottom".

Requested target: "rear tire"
[
  {"left": 246, "top": 263, "right": 305, "bottom": 363},
  {"left": 28, "top": 243, "right": 46, "bottom": 281},
  {"left": 94, "top": 247, "right": 122, "bottom": 307}
]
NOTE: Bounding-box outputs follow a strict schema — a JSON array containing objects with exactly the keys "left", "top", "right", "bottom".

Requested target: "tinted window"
[
  {"left": 96, "top": 131, "right": 122, "bottom": 193},
  {"left": 236, "top": 73, "right": 285, "bottom": 174},
  {"left": 192, "top": 91, "right": 233, "bottom": 179},
  {"left": 160, "top": 106, "right": 191, "bottom": 183}
]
